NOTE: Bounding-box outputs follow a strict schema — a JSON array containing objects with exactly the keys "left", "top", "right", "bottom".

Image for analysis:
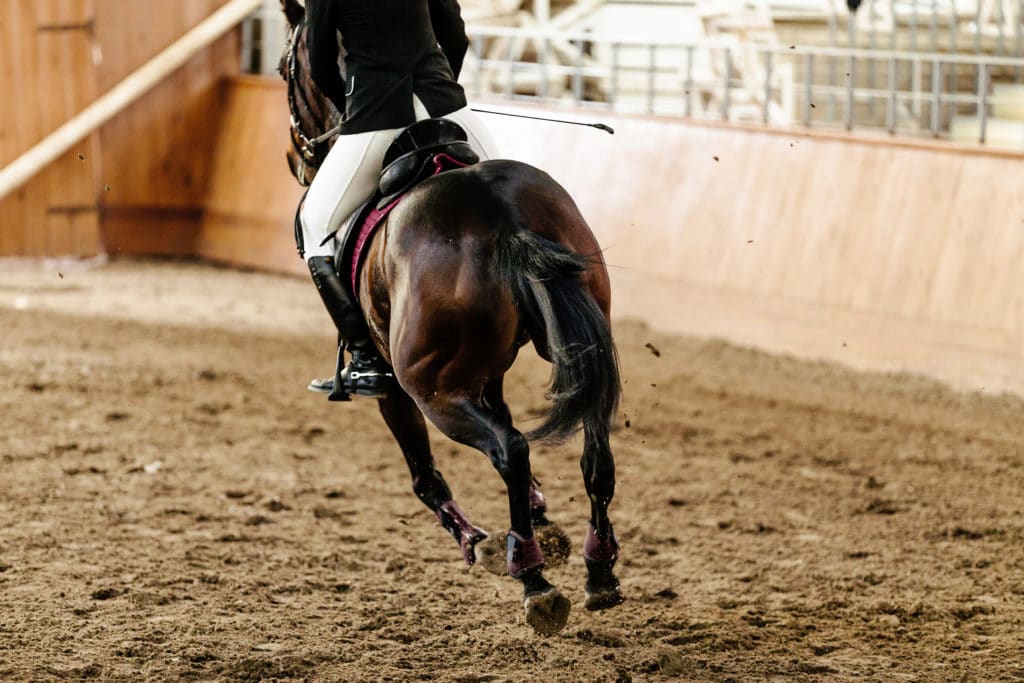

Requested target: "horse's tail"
[{"left": 495, "top": 230, "right": 621, "bottom": 443}]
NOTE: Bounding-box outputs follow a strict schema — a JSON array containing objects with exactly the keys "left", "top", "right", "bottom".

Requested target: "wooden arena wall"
[
  {"left": 0, "top": 0, "right": 238, "bottom": 258},
  {"left": 199, "top": 77, "right": 307, "bottom": 273},
  {"left": 0, "top": 0, "right": 101, "bottom": 257},
  {"left": 198, "top": 80, "right": 1024, "bottom": 396}
]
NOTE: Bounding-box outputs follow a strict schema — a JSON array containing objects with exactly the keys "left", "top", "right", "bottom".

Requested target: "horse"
[{"left": 277, "top": 0, "right": 623, "bottom": 636}]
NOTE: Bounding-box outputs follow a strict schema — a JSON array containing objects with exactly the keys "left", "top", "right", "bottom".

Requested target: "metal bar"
[
  {"left": 998, "top": 0, "right": 1006, "bottom": 55},
  {"left": 910, "top": 0, "right": 919, "bottom": 51},
  {"left": 477, "top": 53, "right": 1023, "bottom": 76},
  {"left": 848, "top": 5, "right": 858, "bottom": 48},
  {"left": 949, "top": 0, "right": 958, "bottom": 51},
  {"left": 240, "top": 16, "right": 254, "bottom": 72},
  {"left": 828, "top": 0, "right": 838, "bottom": 49},
  {"left": 685, "top": 45, "right": 694, "bottom": 118},
  {"left": 261, "top": 9, "right": 288, "bottom": 77},
  {"left": 538, "top": 36, "right": 549, "bottom": 99},
  {"left": 912, "top": 57, "right": 922, "bottom": 119},
  {"left": 648, "top": 44, "right": 657, "bottom": 114},
  {"left": 804, "top": 53, "right": 815, "bottom": 127},
  {"left": 504, "top": 37, "right": 515, "bottom": 97},
  {"left": 846, "top": 49, "right": 855, "bottom": 131},
  {"left": 977, "top": 63, "right": 988, "bottom": 144},
  {"left": 889, "top": 0, "right": 898, "bottom": 122},
  {"left": 887, "top": 56, "right": 897, "bottom": 134},
  {"left": 948, "top": 55, "right": 957, "bottom": 127},
  {"left": 723, "top": 47, "right": 732, "bottom": 120},
  {"left": 828, "top": 3, "right": 838, "bottom": 120},
  {"left": 975, "top": 1, "right": 982, "bottom": 54},
  {"left": 847, "top": 10, "right": 857, "bottom": 130},
  {"left": 763, "top": 50, "right": 773, "bottom": 125},
  {"left": 1018, "top": 0, "right": 1024, "bottom": 82},
  {"left": 573, "top": 39, "right": 584, "bottom": 103},
  {"left": 869, "top": 0, "right": 878, "bottom": 116},
  {"left": 889, "top": 0, "right": 897, "bottom": 52},
  {"left": 930, "top": 58, "right": 942, "bottom": 136},
  {"left": 609, "top": 42, "right": 619, "bottom": 109},
  {"left": 929, "top": 0, "right": 938, "bottom": 53}
]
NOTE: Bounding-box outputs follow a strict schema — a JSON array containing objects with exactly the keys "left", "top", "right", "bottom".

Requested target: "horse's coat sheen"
[{"left": 279, "top": 0, "right": 625, "bottom": 635}]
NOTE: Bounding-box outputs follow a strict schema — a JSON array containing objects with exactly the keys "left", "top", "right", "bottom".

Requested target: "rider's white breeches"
[{"left": 299, "top": 97, "right": 499, "bottom": 261}]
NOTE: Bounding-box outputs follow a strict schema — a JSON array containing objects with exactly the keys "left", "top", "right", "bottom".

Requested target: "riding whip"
[{"left": 471, "top": 108, "right": 615, "bottom": 135}]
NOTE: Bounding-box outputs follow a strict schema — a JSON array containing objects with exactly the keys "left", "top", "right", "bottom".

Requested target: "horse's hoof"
[
  {"left": 534, "top": 523, "right": 571, "bottom": 568},
  {"left": 473, "top": 533, "right": 508, "bottom": 576},
  {"left": 584, "top": 583, "right": 626, "bottom": 611},
  {"left": 524, "top": 586, "right": 571, "bottom": 636}
]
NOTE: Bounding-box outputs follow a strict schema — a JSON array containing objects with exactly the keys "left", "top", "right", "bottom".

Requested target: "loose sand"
[{"left": 1, "top": 261, "right": 1022, "bottom": 681}]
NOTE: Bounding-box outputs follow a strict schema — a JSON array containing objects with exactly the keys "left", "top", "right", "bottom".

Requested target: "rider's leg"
[
  {"left": 301, "top": 128, "right": 399, "bottom": 398},
  {"left": 300, "top": 128, "right": 397, "bottom": 256},
  {"left": 306, "top": 256, "right": 392, "bottom": 398}
]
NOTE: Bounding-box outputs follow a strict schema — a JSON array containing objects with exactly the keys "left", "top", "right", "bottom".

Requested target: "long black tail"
[{"left": 495, "top": 230, "right": 621, "bottom": 443}]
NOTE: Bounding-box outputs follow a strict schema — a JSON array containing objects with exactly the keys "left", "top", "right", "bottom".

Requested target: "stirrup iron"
[{"left": 328, "top": 343, "right": 352, "bottom": 402}]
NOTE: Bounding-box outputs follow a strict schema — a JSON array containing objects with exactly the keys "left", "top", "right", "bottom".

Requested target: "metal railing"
[
  {"left": 466, "top": 26, "right": 1024, "bottom": 148},
  {"left": 798, "top": 0, "right": 1023, "bottom": 58},
  {"left": 240, "top": 8, "right": 1024, "bottom": 150}
]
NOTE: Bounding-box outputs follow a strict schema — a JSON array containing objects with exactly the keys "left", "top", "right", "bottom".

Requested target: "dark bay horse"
[{"left": 278, "top": 0, "right": 623, "bottom": 636}]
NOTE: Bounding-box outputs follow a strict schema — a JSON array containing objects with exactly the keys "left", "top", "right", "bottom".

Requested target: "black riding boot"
[{"left": 307, "top": 256, "right": 393, "bottom": 400}]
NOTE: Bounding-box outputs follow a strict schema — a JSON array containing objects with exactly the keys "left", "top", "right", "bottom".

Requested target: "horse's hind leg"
[
  {"left": 377, "top": 390, "right": 488, "bottom": 565},
  {"left": 581, "top": 423, "right": 625, "bottom": 610},
  {"left": 420, "top": 390, "right": 571, "bottom": 636},
  {"left": 526, "top": 478, "right": 571, "bottom": 567},
  {"left": 479, "top": 383, "right": 572, "bottom": 569}
]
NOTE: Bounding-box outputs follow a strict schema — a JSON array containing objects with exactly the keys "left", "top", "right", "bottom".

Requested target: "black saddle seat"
[{"left": 377, "top": 118, "right": 480, "bottom": 205}]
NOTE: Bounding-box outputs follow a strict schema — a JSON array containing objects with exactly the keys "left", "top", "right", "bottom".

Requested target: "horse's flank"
[{"left": 361, "top": 159, "right": 617, "bottom": 441}]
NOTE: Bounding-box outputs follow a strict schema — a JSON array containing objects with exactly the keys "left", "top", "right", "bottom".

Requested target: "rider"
[{"left": 300, "top": 0, "right": 498, "bottom": 399}]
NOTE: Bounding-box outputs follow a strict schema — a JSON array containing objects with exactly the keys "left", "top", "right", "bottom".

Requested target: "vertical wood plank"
[{"left": 0, "top": 0, "right": 99, "bottom": 257}]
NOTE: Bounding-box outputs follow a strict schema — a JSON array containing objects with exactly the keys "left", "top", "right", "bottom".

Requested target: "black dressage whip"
[{"left": 471, "top": 108, "right": 615, "bottom": 135}]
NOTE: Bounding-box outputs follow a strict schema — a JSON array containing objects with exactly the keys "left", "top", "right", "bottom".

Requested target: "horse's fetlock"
[
  {"left": 583, "top": 523, "right": 620, "bottom": 563},
  {"left": 507, "top": 530, "right": 545, "bottom": 578}
]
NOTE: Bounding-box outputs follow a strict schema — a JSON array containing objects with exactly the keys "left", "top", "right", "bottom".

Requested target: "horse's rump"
[
  {"left": 495, "top": 229, "right": 620, "bottom": 442},
  {"left": 378, "top": 160, "right": 620, "bottom": 442}
]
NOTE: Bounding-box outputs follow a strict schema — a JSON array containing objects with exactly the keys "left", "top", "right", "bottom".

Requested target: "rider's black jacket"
[{"left": 305, "top": 0, "right": 469, "bottom": 134}]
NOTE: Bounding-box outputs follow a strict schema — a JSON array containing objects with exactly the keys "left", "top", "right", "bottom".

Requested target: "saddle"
[{"left": 332, "top": 118, "right": 480, "bottom": 298}]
